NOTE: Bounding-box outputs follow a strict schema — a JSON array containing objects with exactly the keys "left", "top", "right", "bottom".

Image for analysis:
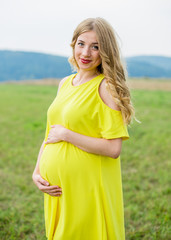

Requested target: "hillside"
[
  {"left": 0, "top": 50, "right": 171, "bottom": 81},
  {"left": 0, "top": 50, "right": 72, "bottom": 81},
  {"left": 126, "top": 55, "right": 171, "bottom": 78}
]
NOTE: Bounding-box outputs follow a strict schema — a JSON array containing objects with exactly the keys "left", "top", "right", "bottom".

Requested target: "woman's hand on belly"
[
  {"left": 45, "top": 124, "right": 66, "bottom": 144},
  {"left": 32, "top": 173, "right": 62, "bottom": 197}
]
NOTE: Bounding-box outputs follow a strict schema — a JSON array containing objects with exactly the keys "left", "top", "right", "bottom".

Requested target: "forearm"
[
  {"left": 63, "top": 129, "right": 122, "bottom": 159},
  {"left": 33, "top": 140, "right": 45, "bottom": 174}
]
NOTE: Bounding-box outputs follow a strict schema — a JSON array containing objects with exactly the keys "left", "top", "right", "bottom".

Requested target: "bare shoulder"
[
  {"left": 99, "top": 78, "right": 121, "bottom": 111},
  {"left": 57, "top": 76, "right": 69, "bottom": 95},
  {"left": 59, "top": 76, "right": 69, "bottom": 88}
]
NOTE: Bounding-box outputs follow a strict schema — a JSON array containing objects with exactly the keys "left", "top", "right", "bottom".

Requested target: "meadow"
[{"left": 0, "top": 80, "right": 170, "bottom": 239}]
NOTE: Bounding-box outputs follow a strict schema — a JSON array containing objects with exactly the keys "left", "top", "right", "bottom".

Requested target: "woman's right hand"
[{"left": 32, "top": 173, "right": 62, "bottom": 197}]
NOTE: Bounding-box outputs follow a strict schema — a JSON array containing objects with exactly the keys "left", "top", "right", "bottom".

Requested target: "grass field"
[{"left": 0, "top": 81, "right": 170, "bottom": 239}]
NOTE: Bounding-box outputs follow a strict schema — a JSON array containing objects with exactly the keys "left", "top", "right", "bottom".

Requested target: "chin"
[
  {"left": 78, "top": 63, "right": 98, "bottom": 71},
  {"left": 78, "top": 64, "right": 91, "bottom": 70}
]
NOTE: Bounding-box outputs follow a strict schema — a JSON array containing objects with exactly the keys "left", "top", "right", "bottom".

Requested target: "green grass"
[{"left": 0, "top": 84, "right": 170, "bottom": 239}]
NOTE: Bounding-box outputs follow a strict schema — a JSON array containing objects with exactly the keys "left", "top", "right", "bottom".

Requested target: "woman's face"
[{"left": 74, "top": 31, "right": 101, "bottom": 71}]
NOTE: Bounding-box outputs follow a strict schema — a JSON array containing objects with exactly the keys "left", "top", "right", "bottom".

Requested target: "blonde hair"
[{"left": 69, "top": 17, "right": 135, "bottom": 125}]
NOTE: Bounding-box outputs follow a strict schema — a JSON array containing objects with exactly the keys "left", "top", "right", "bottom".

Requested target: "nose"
[{"left": 82, "top": 46, "right": 91, "bottom": 57}]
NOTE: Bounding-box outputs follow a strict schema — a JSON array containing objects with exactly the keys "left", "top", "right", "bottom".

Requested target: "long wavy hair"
[{"left": 69, "top": 17, "right": 135, "bottom": 125}]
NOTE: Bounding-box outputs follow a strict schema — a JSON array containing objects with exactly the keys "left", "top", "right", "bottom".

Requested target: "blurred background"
[
  {"left": 0, "top": 0, "right": 171, "bottom": 239},
  {"left": 0, "top": 0, "right": 171, "bottom": 81}
]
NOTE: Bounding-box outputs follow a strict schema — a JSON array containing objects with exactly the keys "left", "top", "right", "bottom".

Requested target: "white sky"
[{"left": 0, "top": 0, "right": 171, "bottom": 57}]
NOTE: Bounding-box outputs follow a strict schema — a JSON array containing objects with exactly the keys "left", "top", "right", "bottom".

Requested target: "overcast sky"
[{"left": 0, "top": 0, "right": 171, "bottom": 57}]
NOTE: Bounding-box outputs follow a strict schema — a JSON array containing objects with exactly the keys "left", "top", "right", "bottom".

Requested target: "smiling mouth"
[{"left": 80, "top": 58, "right": 92, "bottom": 64}]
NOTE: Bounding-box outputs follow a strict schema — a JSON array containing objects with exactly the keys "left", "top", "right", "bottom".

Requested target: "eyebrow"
[{"left": 78, "top": 40, "right": 98, "bottom": 44}]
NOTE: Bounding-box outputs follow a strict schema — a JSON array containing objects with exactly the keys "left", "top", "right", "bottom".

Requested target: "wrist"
[
  {"left": 62, "top": 128, "right": 71, "bottom": 142},
  {"left": 33, "top": 169, "right": 40, "bottom": 176}
]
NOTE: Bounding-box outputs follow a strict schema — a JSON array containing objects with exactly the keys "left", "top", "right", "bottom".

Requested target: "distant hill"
[
  {"left": 126, "top": 55, "right": 171, "bottom": 78},
  {"left": 0, "top": 50, "right": 171, "bottom": 81},
  {"left": 0, "top": 50, "right": 72, "bottom": 81}
]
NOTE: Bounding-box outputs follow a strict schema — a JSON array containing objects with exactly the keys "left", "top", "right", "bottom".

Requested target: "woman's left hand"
[{"left": 45, "top": 124, "right": 66, "bottom": 144}]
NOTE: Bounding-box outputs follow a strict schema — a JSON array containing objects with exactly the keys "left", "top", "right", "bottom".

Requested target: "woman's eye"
[
  {"left": 78, "top": 42, "right": 84, "bottom": 46},
  {"left": 92, "top": 45, "right": 99, "bottom": 50}
]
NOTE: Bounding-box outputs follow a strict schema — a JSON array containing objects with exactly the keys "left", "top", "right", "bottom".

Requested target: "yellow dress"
[{"left": 39, "top": 74, "right": 129, "bottom": 240}]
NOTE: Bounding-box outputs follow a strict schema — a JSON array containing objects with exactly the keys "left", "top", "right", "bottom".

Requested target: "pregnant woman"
[{"left": 32, "top": 17, "right": 134, "bottom": 240}]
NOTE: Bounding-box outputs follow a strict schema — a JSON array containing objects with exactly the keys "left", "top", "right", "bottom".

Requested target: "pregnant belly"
[
  {"left": 39, "top": 142, "right": 101, "bottom": 187},
  {"left": 39, "top": 142, "right": 67, "bottom": 185}
]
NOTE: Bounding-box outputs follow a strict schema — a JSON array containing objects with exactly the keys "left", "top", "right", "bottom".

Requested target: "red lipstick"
[{"left": 80, "top": 58, "right": 91, "bottom": 64}]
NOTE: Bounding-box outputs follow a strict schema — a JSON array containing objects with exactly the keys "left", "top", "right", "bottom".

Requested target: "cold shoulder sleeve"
[{"left": 98, "top": 106, "right": 129, "bottom": 140}]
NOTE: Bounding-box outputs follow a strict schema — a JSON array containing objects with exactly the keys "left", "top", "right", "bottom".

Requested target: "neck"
[{"left": 76, "top": 69, "right": 100, "bottom": 83}]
